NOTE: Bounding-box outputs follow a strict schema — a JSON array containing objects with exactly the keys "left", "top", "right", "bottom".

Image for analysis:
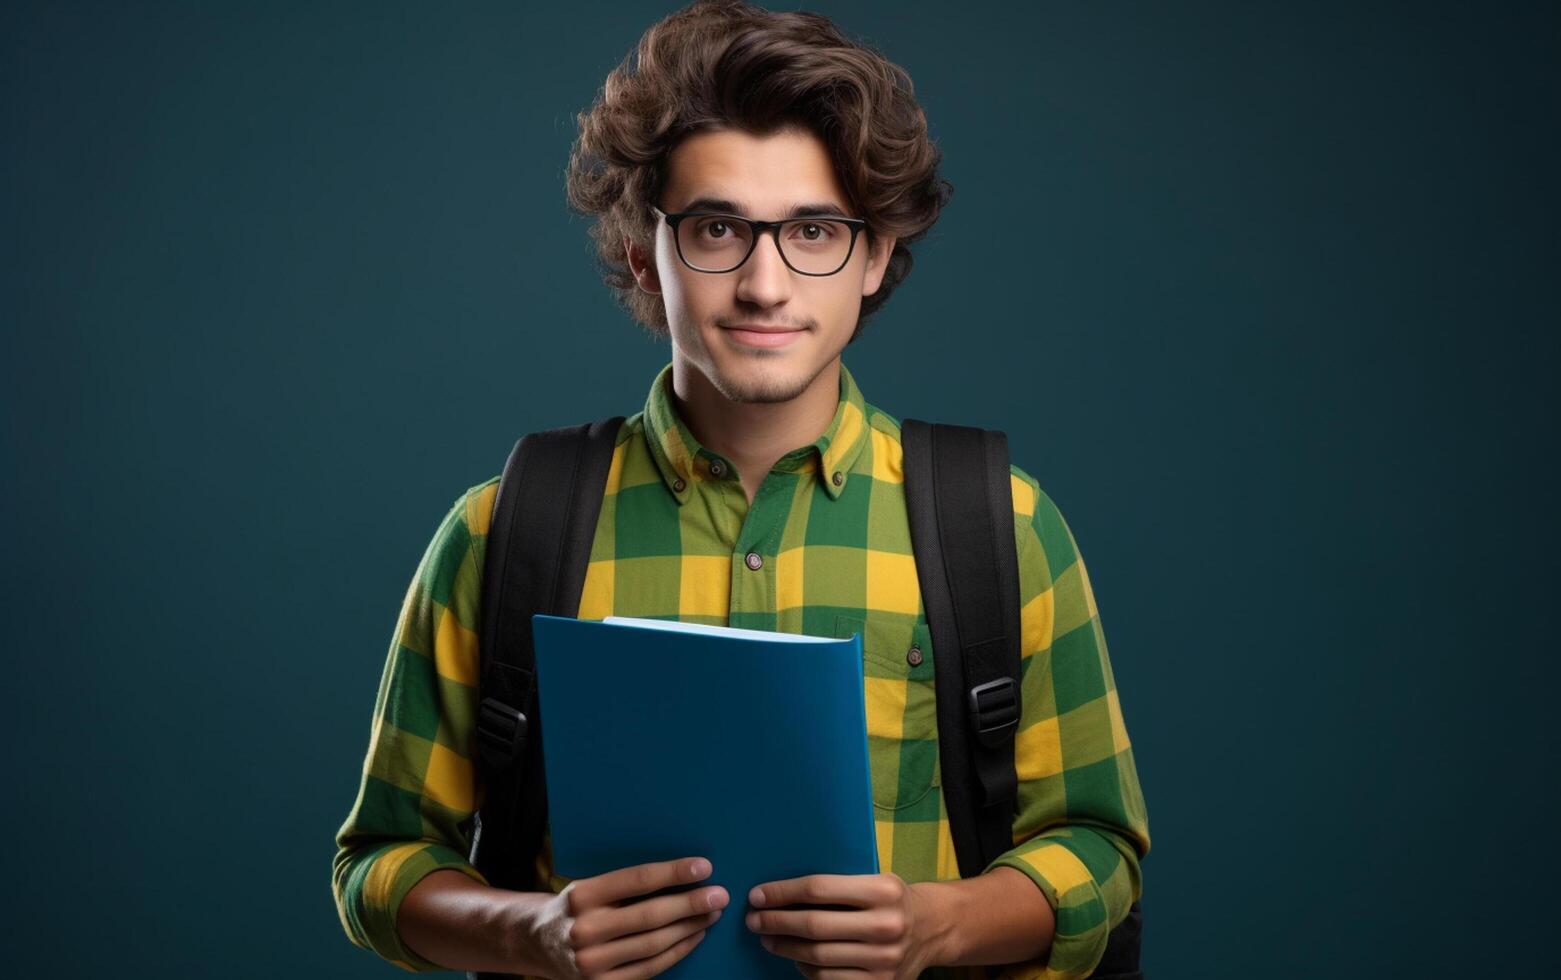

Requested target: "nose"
[{"left": 733, "top": 229, "right": 793, "bottom": 308}]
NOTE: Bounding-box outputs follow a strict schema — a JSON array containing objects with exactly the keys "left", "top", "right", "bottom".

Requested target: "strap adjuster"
[
  {"left": 476, "top": 697, "right": 529, "bottom": 772},
  {"left": 968, "top": 677, "right": 1019, "bottom": 748}
]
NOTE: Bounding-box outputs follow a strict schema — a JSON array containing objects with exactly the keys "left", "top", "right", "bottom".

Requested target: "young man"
[{"left": 332, "top": 3, "right": 1150, "bottom": 978}]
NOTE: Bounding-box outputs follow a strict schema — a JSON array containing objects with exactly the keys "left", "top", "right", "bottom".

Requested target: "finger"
[
  {"left": 602, "top": 924, "right": 708, "bottom": 980},
  {"left": 750, "top": 873, "right": 898, "bottom": 910},
  {"left": 574, "top": 886, "right": 728, "bottom": 947},
  {"left": 747, "top": 907, "right": 901, "bottom": 943},
  {"left": 761, "top": 934, "right": 888, "bottom": 969},
  {"left": 573, "top": 856, "right": 712, "bottom": 910},
  {"left": 575, "top": 909, "right": 718, "bottom": 976}
]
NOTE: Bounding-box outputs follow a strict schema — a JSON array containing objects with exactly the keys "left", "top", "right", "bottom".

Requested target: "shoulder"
[
  {"left": 429, "top": 476, "right": 500, "bottom": 556},
  {"left": 458, "top": 476, "right": 501, "bottom": 541},
  {"left": 617, "top": 411, "right": 645, "bottom": 444},
  {"left": 1008, "top": 462, "right": 1086, "bottom": 584},
  {"left": 459, "top": 413, "right": 642, "bottom": 533},
  {"left": 861, "top": 403, "right": 905, "bottom": 477},
  {"left": 452, "top": 413, "right": 640, "bottom": 551},
  {"left": 865, "top": 402, "right": 904, "bottom": 439},
  {"left": 863, "top": 405, "right": 1062, "bottom": 536},
  {"left": 1008, "top": 462, "right": 1043, "bottom": 525}
]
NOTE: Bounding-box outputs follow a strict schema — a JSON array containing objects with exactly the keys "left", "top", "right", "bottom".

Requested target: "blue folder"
[{"left": 530, "top": 613, "right": 878, "bottom": 979}]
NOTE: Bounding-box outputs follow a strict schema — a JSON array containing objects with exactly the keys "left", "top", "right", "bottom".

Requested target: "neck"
[{"left": 669, "top": 355, "right": 841, "bottom": 497}]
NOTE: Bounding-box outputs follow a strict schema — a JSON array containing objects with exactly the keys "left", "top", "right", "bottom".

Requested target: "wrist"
[
  {"left": 398, "top": 869, "right": 562, "bottom": 976},
  {"left": 494, "top": 886, "right": 569, "bottom": 976},
  {"left": 910, "top": 879, "right": 964, "bottom": 969}
]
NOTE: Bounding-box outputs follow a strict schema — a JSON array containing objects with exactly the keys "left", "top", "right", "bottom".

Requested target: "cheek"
[
  {"left": 652, "top": 232, "right": 678, "bottom": 273},
  {"left": 661, "top": 268, "right": 713, "bottom": 319},
  {"left": 660, "top": 267, "right": 733, "bottom": 335},
  {"left": 827, "top": 276, "right": 871, "bottom": 319},
  {"left": 661, "top": 265, "right": 727, "bottom": 315}
]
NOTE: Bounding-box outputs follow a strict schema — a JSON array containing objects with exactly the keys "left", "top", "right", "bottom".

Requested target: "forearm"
[
  {"left": 915, "top": 866, "right": 1055, "bottom": 968},
  {"left": 397, "top": 869, "right": 559, "bottom": 976}
]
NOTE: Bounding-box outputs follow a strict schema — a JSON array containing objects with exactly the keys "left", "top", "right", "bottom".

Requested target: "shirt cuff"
[
  {"left": 986, "top": 840, "right": 1110, "bottom": 980},
  {"left": 353, "top": 841, "right": 491, "bottom": 972}
]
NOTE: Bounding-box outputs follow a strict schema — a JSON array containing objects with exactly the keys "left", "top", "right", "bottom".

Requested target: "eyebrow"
[{"left": 679, "top": 196, "right": 854, "bottom": 220}]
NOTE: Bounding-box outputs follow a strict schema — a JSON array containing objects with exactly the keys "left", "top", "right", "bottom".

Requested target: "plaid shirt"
[{"left": 332, "top": 360, "right": 1150, "bottom": 979}]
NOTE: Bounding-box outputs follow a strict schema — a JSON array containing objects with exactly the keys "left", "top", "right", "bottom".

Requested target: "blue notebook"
[{"left": 530, "top": 613, "right": 879, "bottom": 979}]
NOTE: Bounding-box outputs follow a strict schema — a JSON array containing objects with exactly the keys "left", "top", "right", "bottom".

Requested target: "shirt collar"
[{"left": 641, "top": 360, "right": 871, "bottom": 505}]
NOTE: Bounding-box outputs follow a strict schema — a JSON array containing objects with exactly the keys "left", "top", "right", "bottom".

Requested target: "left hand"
[{"left": 744, "top": 872, "right": 942, "bottom": 979}]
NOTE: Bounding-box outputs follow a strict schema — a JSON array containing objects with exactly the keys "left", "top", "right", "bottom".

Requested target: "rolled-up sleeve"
[
  {"left": 990, "top": 471, "right": 1151, "bottom": 980},
  {"left": 331, "top": 480, "right": 498, "bottom": 971}
]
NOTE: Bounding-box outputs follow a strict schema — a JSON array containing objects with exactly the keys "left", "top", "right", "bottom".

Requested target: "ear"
[
  {"left": 624, "top": 235, "right": 662, "bottom": 295},
  {"left": 861, "top": 233, "right": 898, "bottom": 297}
]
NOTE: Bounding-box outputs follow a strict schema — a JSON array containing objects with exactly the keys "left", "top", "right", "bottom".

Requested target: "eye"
[
  {"left": 790, "top": 221, "right": 837, "bottom": 241},
  {"left": 690, "top": 216, "right": 740, "bottom": 241}
]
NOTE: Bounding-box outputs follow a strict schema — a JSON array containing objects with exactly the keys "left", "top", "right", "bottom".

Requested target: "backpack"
[{"left": 466, "top": 417, "right": 1144, "bottom": 980}]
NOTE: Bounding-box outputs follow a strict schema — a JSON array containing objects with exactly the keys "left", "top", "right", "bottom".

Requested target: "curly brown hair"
[{"left": 565, "top": 0, "right": 953, "bottom": 342}]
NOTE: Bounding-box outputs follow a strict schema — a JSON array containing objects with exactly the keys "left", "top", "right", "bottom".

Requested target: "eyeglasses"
[{"left": 651, "top": 206, "right": 868, "bottom": 276}]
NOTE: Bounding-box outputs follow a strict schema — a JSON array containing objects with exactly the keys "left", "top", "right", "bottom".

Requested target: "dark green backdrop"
[{"left": 4, "top": 1, "right": 1556, "bottom": 976}]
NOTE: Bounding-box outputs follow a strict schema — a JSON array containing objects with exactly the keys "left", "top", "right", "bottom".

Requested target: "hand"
[
  {"left": 744, "top": 872, "right": 943, "bottom": 979},
  {"left": 530, "top": 856, "right": 729, "bottom": 980}
]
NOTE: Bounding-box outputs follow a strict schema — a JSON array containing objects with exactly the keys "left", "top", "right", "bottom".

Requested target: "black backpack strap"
[
  {"left": 901, "top": 419, "right": 1022, "bottom": 874},
  {"left": 902, "top": 418, "right": 1143, "bottom": 978},
  {"left": 467, "top": 416, "right": 624, "bottom": 909}
]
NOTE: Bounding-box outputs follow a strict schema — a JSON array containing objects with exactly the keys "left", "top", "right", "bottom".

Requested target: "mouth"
[{"left": 721, "top": 323, "right": 808, "bottom": 349}]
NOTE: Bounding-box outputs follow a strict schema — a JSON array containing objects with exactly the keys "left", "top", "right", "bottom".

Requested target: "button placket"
[{"left": 730, "top": 477, "right": 784, "bottom": 620}]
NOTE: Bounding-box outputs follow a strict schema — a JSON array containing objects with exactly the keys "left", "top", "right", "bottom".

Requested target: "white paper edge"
[{"left": 600, "top": 615, "right": 839, "bottom": 643}]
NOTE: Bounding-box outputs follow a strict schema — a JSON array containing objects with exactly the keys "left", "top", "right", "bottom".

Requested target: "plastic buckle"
[
  {"left": 476, "top": 697, "right": 529, "bottom": 772},
  {"left": 968, "top": 677, "right": 1019, "bottom": 748}
]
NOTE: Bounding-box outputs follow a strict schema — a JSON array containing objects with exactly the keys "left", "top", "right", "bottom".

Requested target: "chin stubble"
[{"left": 710, "top": 339, "right": 830, "bottom": 405}]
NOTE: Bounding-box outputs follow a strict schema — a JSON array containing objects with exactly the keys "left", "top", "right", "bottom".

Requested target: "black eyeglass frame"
[{"left": 651, "top": 205, "right": 869, "bottom": 276}]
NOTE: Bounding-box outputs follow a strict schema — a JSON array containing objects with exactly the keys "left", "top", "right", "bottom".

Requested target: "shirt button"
[
  {"left": 907, "top": 646, "right": 923, "bottom": 667},
  {"left": 709, "top": 459, "right": 725, "bottom": 478},
  {"left": 744, "top": 551, "right": 763, "bottom": 571},
  {"left": 832, "top": 471, "right": 844, "bottom": 486},
  {"left": 673, "top": 478, "right": 686, "bottom": 492}
]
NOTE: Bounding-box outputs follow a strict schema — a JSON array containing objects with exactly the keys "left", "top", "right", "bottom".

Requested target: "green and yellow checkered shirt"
[{"left": 332, "top": 360, "right": 1150, "bottom": 979}]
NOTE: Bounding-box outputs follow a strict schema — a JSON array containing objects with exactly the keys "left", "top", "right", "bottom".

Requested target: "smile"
[{"left": 721, "top": 325, "right": 807, "bottom": 349}]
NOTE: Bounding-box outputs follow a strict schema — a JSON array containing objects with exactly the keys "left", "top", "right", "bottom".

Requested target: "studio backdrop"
[{"left": 3, "top": 1, "right": 1556, "bottom": 977}]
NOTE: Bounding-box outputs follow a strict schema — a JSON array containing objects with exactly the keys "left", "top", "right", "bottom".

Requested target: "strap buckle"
[
  {"left": 476, "top": 696, "right": 529, "bottom": 772},
  {"left": 968, "top": 677, "right": 1019, "bottom": 748}
]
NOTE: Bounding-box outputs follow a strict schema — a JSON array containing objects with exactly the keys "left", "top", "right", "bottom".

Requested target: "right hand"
[{"left": 530, "top": 855, "right": 729, "bottom": 980}]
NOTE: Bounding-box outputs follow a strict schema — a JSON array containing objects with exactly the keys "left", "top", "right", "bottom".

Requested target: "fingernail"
[
  {"left": 749, "top": 886, "right": 766, "bottom": 907},
  {"left": 690, "top": 858, "right": 711, "bottom": 878},
  {"left": 706, "top": 889, "right": 728, "bottom": 911},
  {"left": 745, "top": 911, "right": 759, "bottom": 931}
]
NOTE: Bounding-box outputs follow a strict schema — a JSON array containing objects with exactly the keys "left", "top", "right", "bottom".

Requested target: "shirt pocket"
[{"left": 834, "top": 615, "right": 940, "bottom": 811}]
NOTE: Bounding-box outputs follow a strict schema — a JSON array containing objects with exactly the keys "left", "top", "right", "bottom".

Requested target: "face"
[{"left": 625, "top": 126, "right": 896, "bottom": 404}]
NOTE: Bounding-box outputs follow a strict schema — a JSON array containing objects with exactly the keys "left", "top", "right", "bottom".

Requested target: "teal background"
[{"left": 4, "top": 1, "right": 1556, "bottom": 975}]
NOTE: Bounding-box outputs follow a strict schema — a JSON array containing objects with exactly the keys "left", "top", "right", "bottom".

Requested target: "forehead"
[{"left": 662, "top": 126, "right": 851, "bottom": 215}]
